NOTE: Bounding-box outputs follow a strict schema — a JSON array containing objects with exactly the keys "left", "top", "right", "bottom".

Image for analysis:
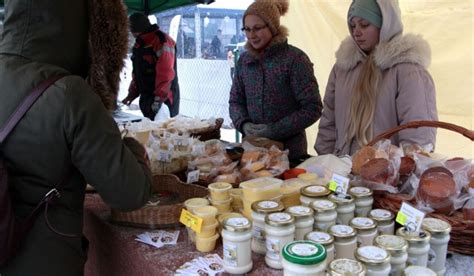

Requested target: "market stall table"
[{"left": 83, "top": 193, "right": 473, "bottom": 276}]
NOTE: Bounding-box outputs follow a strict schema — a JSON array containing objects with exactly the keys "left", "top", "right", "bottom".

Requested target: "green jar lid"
[{"left": 282, "top": 240, "right": 326, "bottom": 265}]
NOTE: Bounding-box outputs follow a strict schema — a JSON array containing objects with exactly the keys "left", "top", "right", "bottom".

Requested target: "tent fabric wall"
[{"left": 283, "top": 0, "right": 473, "bottom": 158}]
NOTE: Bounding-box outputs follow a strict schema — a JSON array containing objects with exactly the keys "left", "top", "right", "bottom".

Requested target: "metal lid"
[
  {"left": 223, "top": 217, "right": 252, "bottom": 232},
  {"left": 396, "top": 227, "right": 431, "bottom": 243},
  {"left": 251, "top": 200, "right": 284, "bottom": 214},
  {"left": 422, "top": 218, "right": 451, "bottom": 234},
  {"left": 328, "top": 193, "right": 354, "bottom": 205},
  {"left": 374, "top": 235, "right": 408, "bottom": 254},
  {"left": 329, "top": 224, "right": 356, "bottom": 238},
  {"left": 286, "top": 205, "right": 314, "bottom": 218},
  {"left": 301, "top": 185, "right": 331, "bottom": 198},
  {"left": 282, "top": 241, "right": 326, "bottom": 265},
  {"left": 369, "top": 209, "right": 394, "bottom": 222},
  {"left": 403, "top": 266, "right": 437, "bottom": 276},
  {"left": 350, "top": 217, "right": 377, "bottom": 230},
  {"left": 265, "top": 212, "right": 295, "bottom": 227},
  {"left": 329, "top": 258, "right": 366, "bottom": 276},
  {"left": 311, "top": 199, "right": 336, "bottom": 212},
  {"left": 305, "top": 231, "right": 334, "bottom": 245},
  {"left": 349, "top": 186, "right": 373, "bottom": 198},
  {"left": 355, "top": 246, "right": 390, "bottom": 265}
]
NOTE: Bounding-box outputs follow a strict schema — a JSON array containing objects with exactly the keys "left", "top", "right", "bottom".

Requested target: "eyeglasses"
[{"left": 241, "top": 24, "right": 268, "bottom": 34}]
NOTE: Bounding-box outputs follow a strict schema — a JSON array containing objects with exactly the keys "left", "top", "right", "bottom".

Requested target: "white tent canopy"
[{"left": 282, "top": 0, "right": 473, "bottom": 158}]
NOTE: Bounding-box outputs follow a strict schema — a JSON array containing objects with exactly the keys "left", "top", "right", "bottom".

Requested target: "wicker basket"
[
  {"left": 111, "top": 174, "right": 208, "bottom": 228},
  {"left": 367, "top": 120, "right": 474, "bottom": 255},
  {"left": 189, "top": 118, "right": 223, "bottom": 141}
]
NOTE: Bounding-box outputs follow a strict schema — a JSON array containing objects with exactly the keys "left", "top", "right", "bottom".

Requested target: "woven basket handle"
[{"left": 367, "top": 120, "right": 474, "bottom": 146}]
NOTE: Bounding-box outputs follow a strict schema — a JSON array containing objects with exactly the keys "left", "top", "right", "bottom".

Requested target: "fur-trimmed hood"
[
  {"left": 335, "top": 33, "right": 431, "bottom": 71},
  {"left": 244, "top": 25, "right": 289, "bottom": 58}
]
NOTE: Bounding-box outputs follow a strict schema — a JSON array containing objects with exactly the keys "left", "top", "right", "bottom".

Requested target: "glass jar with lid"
[
  {"left": 282, "top": 240, "right": 327, "bottom": 276},
  {"left": 251, "top": 200, "right": 284, "bottom": 254},
  {"left": 305, "top": 231, "right": 335, "bottom": 264},
  {"left": 374, "top": 234, "right": 408, "bottom": 276},
  {"left": 369, "top": 209, "right": 395, "bottom": 235},
  {"left": 311, "top": 199, "right": 337, "bottom": 232},
  {"left": 300, "top": 185, "right": 331, "bottom": 206},
  {"left": 328, "top": 193, "right": 355, "bottom": 225},
  {"left": 349, "top": 186, "right": 374, "bottom": 217},
  {"left": 329, "top": 258, "right": 366, "bottom": 276},
  {"left": 396, "top": 227, "right": 431, "bottom": 267},
  {"left": 404, "top": 265, "right": 437, "bottom": 276},
  {"left": 286, "top": 205, "right": 314, "bottom": 240},
  {"left": 222, "top": 217, "right": 253, "bottom": 274},
  {"left": 329, "top": 224, "right": 357, "bottom": 260},
  {"left": 355, "top": 246, "right": 391, "bottom": 276},
  {"left": 264, "top": 212, "right": 296, "bottom": 269},
  {"left": 350, "top": 217, "right": 378, "bottom": 247},
  {"left": 422, "top": 218, "right": 451, "bottom": 275}
]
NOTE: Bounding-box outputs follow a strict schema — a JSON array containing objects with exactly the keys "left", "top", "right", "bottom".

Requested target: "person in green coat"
[{"left": 0, "top": 0, "right": 152, "bottom": 275}]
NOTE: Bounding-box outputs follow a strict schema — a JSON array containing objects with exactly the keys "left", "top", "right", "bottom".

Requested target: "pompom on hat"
[{"left": 243, "top": 0, "right": 289, "bottom": 35}]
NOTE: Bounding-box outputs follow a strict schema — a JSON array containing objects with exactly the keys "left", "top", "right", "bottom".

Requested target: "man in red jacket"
[{"left": 122, "top": 13, "right": 180, "bottom": 120}]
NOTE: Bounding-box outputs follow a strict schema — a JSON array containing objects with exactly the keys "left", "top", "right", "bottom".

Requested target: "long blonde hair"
[{"left": 345, "top": 54, "right": 382, "bottom": 147}]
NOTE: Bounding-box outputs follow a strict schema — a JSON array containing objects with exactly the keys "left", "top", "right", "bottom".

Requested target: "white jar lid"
[
  {"left": 305, "top": 231, "right": 334, "bottom": 245},
  {"left": 311, "top": 199, "right": 336, "bottom": 211},
  {"left": 329, "top": 224, "right": 356, "bottom": 238},
  {"left": 422, "top": 218, "right": 451, "bottom": 234},
  {"left": 369, "top": 209, "right": 394, "bottom": 222},
  {"left": 355, "top": 246, "right": 390, "bottom": 264},
  {"left": 265, "top": 212, "right": 295, "bottom": 226},
  {"left": 350, "top": 217, "right": 377, "bottom": 230},
  {"left": 223, "top": 217, "right": 251, "bottom": 232},
  {"left": 286, "top": 205, "right": 314, "bottom": 218}
]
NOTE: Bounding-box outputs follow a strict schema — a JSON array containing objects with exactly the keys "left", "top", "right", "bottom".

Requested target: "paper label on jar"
[
  {"left": 358, "top": 246, "right": 388, "bottom": 260},
  {"left": 265, "top": 237, "right": 281, "bottom": 260},
  {"left": 288, "top": 206, "right": 312, "bottom": 216},
  {"left": 289, "top": 243, "right": 318, "bottom": 256},
  {"left": 331, "top": 225, "right": 353, "bottom": 235},
  {"left": 313, "top": 200, "right": 335, "bottom": 209},
  {"left": 227, "top": 217, "right": 250, "bottom": 227},
  {"left": 223, "top": 242, "right": 238, "bottom": 267},
  {"left": 329, "top": 173, "right": 349, "bottom": 194},
  {"left": 258, "top": 201, "right": 278, "bottom": 209},
  {"left": 427, "top": 248, "right": 437, "bottom": 265},
  {"left": 268, "top": 212, "right": 291, "bottom": 222},
  {"left": 350, "top": 186, "right": 370, "bottom": 195},
  {"left": 396, "top": 202, "right": 425, "bottom": 232},
  {"left": 314, "top": 221, "right": 331, "bottom": 232},
  {"left": 186, "top": 170, "right": 200, "bottom": 184},
  {"left": 306, "top": 231, "right": 331, "bottom": 243},
  {"left": 351, "top": 217, "right": 374, "bottom": 228},
  {"left": 371, "top": 209, "right": 392, "bottom": 218},
  {"left": 252, "top": 225, "right": 265, "bottom": 242},
  {"left": 306, "top": 186, "right": 327, "bottom": 193}
]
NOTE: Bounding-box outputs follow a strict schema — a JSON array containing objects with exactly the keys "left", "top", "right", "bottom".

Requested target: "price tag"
[
  {"left": 179, "top": 209, "right": 203, "bottom": 233},
  {"left": 396, "top": 202, "right": 425, "bottom": 232},
  {"left": 328, "top": 173, "right": 350, "bottom": 195},
  {"left": 157, "top": 150, "right": 172, "bottom": 162},
  {"left": 186, "top": 170, "right": 200, "bottom": 184},
  {"left": 192, "top": 144, "right": 205, "bottom": 155}
]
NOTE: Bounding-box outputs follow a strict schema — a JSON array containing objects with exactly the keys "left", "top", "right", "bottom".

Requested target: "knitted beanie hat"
[
  {"left": 348, "top": 0, "right": 382, "bottom": 28},
  {"left": 243, "top": 0, "right": 289, "bottom": 35},
  {"left": 129, "top": 12, "right": 151, "bottom": 33}
]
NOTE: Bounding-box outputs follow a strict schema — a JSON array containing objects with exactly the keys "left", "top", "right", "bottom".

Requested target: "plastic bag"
[{"left": 154, "top": 103, "right": 170, "bottom": 122}]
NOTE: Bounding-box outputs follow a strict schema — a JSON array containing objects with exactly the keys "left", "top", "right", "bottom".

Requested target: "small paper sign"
[
  {"left": 186, "top": 170, "right": 200, "bottom": 184},
  {"left": 157, "top": 150, "right": 172, "bottom": 162},
  {"left": 396, "top": 202, "right": 425, "bottom": 232},
  {"left": 179, "top": 209, "right": 203, "bottom": 233},
  {"left": 329, "top": 173, "right": 350, "bottom": 195}
]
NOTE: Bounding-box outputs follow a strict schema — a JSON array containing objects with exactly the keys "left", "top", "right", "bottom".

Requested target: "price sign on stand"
[
  {"left": 187, "top": 170, "right": 200, "bottom": 184},
  {"left": 157, "top": 150, "right": 172, "bottom": 162},
  {"left": 179, "top": 209, "right": 203, "bottom": 233},
  {"left": 328, "top": 173, "right": 350, "bottom": 195},
  {"left": 396, "top": 202, "right": 425, "bottom": 232}
]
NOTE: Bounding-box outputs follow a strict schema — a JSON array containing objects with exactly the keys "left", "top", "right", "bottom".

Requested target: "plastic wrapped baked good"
[{"left": 417, "top": 167, "right": 457, "bottom": 214}]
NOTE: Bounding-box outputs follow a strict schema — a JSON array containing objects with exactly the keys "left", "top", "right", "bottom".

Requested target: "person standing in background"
[
  {"left": 211, "top": 29, "right": 223, "bottom": 58},
  {"left": 227, "top": 49, "right": 235, "bottom": 80},
  {"left": 122, "top": 13, "right": 180, "bottom": 120},
  {"left": 229, "top": 0, "right": 323, "bottom": 164},
  {"left": 315, "top": 0, "right": 437, "bottom": 156}
]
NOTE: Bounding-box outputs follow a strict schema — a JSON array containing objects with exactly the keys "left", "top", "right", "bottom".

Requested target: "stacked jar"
[
  {"left": 422, "top": 218, "right": 451, "bottom": 275},
  {"left": 184, "top": 197, "right": 210, "bottom": 242},
  {"left": 355, "top": 246, "right": 391, "bottom": 276},
  {"left": 350, "top": 217, "right": 378, "bottom": 247},
  {"left": 230, "top": 188, "right": 243, "bottom": 212},
  {"left": 222, "top": 217, "right": 253, "bottom": 274},
  {"left": 374, "top": 235, "right": 408, "bottom": 276},
  {"left": 208, "top": 182, "right": 233, "bottom": 214},
  {"left": 251, "top": 200, "right": 284, "bottom": 254},
  {"left": 311, "top": 199, "right": 337, "bottom": 232},
  {"left": 281, "top": 241, "right": 327, "bottom": 276},
  {"left": 239, "top": 177, "right": 283, "bottom": 219},
  {"left": 305, "top": 231, "right": 335, "bottom": 264},
  {"left": 369, "top": 209, "right": 395, "bottom": 235},
  {"left": 328, "top": 258, "right": 366, "bottom": 276},
  {"left": 329, "top": 224, "right": 357, "bottom": 260},
  {"left": 286, "top": 205, "right": 314, "bottom": 240},
  {"left": 264, "top": 212, "right": 295, "bottom": 269},
  {"left": 281, "top": 178, "right": 309, "bottom": 208},
  {"left": 329, "top": 193, "right": 355, "bottom": 225},
  {"left": 349, "top": 186, "right": 374, "bottom": 217},
  {"left": 396, "top": 227, "right": 431, "bottom": 267},
  {"left": 300, "top": 185, "right": 331, "bottom": 207},
  {"left": 192, "top": 205, "right": 219, "bottom": 252}
]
